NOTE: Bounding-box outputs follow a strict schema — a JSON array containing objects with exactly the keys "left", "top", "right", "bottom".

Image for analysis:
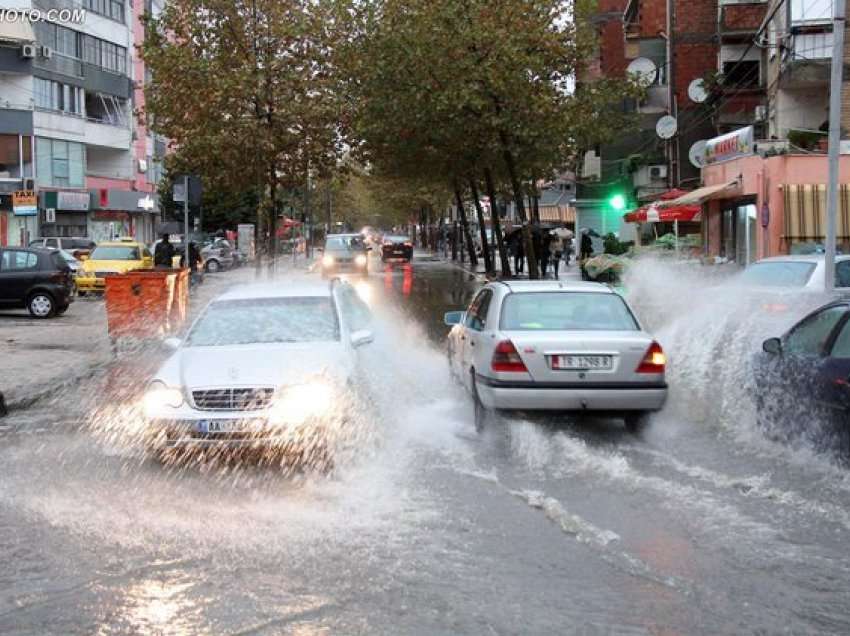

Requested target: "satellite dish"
[
  {"left": 688, "top": 79, "right": 708, "bottom": 103},
  {"left": 656, "top": 115, "right": 678, "bottom": 140},
  {"left": 689, "top": 140, "right": 708, "bottom": 168},
  {"left": 626, "top": 57, "right": 657, "bottom": 88}
]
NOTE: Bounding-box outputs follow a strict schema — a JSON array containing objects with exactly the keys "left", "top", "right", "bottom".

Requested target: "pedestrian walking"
[
  {"left": 535, "top": 230, "right": 549, "bottom": 279},
  {"left": 154, "top": 233, "right": 175, "bottom": 269},
  {"left": 508, "top": 230, "right": 524, "bottom": 274},
  {"left": 0, "top": 391, "right": 7, "bottom": 418},
  {"left": 580, "top": 228, "right": 594, "bottom": 261},
  {"left": 180, "top": 241, "right": 203, "bottom": 285},
  {"left": 549, "top": 231, "right": 564, "bottom": 279},
  {"left": 564, "top": 235, "right": 573, "bottom": 266}
]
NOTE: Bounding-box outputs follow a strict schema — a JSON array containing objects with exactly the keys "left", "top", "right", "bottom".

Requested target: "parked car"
[
  {"left": 57, "top": 249, "right": 81, "bottom": 276},
  {"left": 735, "top": 255, "right": 850, "bottom": 292},
  {"left": 0, "top": 247, "right": 75, "bottom": 318},
  {"left": 755, "top": 299, "right": 850, "bottom": 453},
  {"left": 201, "top": 238, "right": 235, "bottom": 273},
  {"left": 381, "top": 235, "right": 414, "bottom": 262},
  {"left": 320, "top": 233, "right": 370, "bottom": 277},
  {"left": 29, "top": 237, "right": 96, "bottom": 260},
  {"left": 445, "top": 280, "right": 668, "bottom": 432},
  {"left": 141, "top": 279, "right": 374, "bottom": 468},
  {"left": 76, "top": 238, "right": 154, "bottom": 295}
]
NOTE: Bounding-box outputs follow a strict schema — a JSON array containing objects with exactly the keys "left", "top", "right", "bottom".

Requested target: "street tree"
[{"left": 141, "top": 0, "right": 347, "bottom": 264}]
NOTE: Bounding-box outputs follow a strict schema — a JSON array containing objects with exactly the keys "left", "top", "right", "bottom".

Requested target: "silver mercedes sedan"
[
  {"left": 141, "top": 279, "right": 374, "bottom": 469},
  {"left": 445, "top": 281, "right": 667, "bottom": 432}
]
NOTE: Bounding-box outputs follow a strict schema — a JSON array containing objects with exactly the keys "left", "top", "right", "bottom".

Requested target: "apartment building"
[{"left": 0, "top": 0, "right": 165, "bottom": 246}]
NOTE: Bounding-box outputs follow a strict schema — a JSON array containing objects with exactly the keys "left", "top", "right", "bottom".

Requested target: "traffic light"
[{"left": 608, "top": 193, "right": 626, "bottom": 212}]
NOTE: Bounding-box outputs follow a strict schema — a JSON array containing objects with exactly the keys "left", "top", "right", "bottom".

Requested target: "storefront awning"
[
  {"left": 539, "top": 206, "right": 576, "bottom": 223},
  {"left": 624, "top": 204, "right": 702, "bottom": 223},
  {"left": 783, "top": 184, "right": 850, "bottom": 240},
  {"left": 660, "top": 180, "right": 741, "bottom": 208}
]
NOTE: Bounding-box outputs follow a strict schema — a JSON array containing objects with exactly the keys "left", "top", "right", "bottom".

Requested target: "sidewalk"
[
  {"left": 430, "top": 250, "right": 583, "bottom": 282},
  {"left": 0, "top": 269, "right": 241, "bottom": 412}
]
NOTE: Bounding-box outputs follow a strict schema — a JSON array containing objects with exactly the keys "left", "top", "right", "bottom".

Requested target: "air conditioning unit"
[
  {"left": 20, "top": 44, "right": 36, "bottom": 59},
  {"left": 581, "top": 150, "right": 601, "bottom": 181},
  {"left": 41, "top": 46, "right": 53, "bottom": 59},
  {"left": 138, "top": 158, "right": 148, "bottom": 173},
  {"left": 649, "top": 165, "right": 667, "bottom": 180},
  {"left": 754, "top": 105, "right": 767, "bottom": 121}
]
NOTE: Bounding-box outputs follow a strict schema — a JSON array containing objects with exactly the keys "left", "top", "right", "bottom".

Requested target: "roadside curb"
[{"left": 5, "top": 357, "right": 112, "bottom": 412}]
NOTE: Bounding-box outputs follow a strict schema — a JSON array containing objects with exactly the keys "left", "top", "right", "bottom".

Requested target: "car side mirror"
[
  {"left": 444, "top": 311, "right": 465, "bottom": 326},
  {"left": 763, "top": 337, "right": 782, "bottom": 355},
  {"left": 163, "top": 337, "right": 181, "bottom": 351},
  {"left": 350, "top": 329, "right": 374, "bottom": 348}
]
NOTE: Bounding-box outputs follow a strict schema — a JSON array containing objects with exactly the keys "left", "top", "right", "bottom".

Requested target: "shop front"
[
  {"left": 701, "top": 153, "right": 850, "bottom": 264},
  {"left": 87, "top": 189, "right": 160, "bottom": 243},
  {"left": 8, "top": 189, "right": 38, "bottom": 246},
  {"left": 39, "top": 191, "right": 91, "bottom": 238}
]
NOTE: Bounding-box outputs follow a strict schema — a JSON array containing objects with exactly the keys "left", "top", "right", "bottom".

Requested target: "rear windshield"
[
  {"left": 500, "top": 292, "right": 639, "bottom": 331},
  {"left": 737, "top": 261, "right": 815, "bottom": 287},
  {"left": 186, "top": 297, "right": 340, "bottom": 346},
  {"left": 90, "top": 246, "right": 140, "bottom": 260},
  {"left": 385, "top": 236, "right": 409, "bottom": 243}
]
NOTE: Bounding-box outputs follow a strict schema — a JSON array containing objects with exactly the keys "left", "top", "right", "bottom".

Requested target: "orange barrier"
[{"left": 104, "top": 268, "right": 190, "bottom": 340}]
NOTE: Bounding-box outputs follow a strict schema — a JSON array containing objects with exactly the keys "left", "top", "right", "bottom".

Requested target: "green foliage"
[{"left": 602, "top": 232, "right": 632, "bottom": 256}]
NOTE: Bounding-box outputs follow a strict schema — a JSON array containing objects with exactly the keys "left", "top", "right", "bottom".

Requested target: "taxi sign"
[{"left": 12, "top": 190, "right": 37, "bottom": 216}]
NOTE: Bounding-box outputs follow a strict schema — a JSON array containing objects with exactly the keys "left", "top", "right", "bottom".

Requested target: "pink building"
[{"left": 701, "top": 154, "right": 850, "bottom": 264}]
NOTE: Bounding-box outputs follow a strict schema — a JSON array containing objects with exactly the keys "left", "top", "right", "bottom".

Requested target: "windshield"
[
  {"left": 58, "top": 250, "right": 78, "bottom": 263},
  {"left": 326, "top": 236, "right": 365, "bottom": 250},
  {"left": 90, "top": 246, "right": 140, "bottom": 261},
  {"left": 501, "top": 292, "right": 639, "bottom": 331},
  {"left": 738, "top": 261, "right": 816, "bottom": 287},
  {"left": 186, "top": 297, "right": 340, "bottom": 346},
  {"left": 385, "top": 236, "right": 409, "bottom": 243}
]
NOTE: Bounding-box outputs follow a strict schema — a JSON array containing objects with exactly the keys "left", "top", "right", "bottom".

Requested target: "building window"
[
  {"left": 84, "top": 0, "right": 125, "bottom": 23},
  {"left": 34, "top": 78, "right": 84, "bottom": 115},
  {"left": 723, "top": 60, "right": 760, "bottom": 88},
  {"left": 36, "top": 138, "right": 86, "bottom": 188},
  {"left": 80, "top": 35, "right": 127, "bottom": 74},
  {"left": 0, "top": 135, "right": 20, "bottom": 179}
]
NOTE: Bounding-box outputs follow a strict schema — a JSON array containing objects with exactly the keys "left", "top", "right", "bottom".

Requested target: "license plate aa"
[
  {"left": 551, "top": 355, "right": 613, "bottom": 370},
  {"left": 197, "top": 419, "right": 250, "bottom": 434}
]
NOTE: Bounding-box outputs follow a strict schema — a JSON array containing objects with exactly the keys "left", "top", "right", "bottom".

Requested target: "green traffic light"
[{"left": 609, "top": 194, "right": 626, "bottom": 211}]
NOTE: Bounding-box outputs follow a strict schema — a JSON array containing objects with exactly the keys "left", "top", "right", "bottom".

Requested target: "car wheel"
[
  {"left": 471, "top": 371, "right": 490, "bottom": 433},
  {"left": 624, "top": 412, "right": 651, "bottom": 434},
  {"left": 27, "top": 293, "right": 55, "bottom": 319},
  {"left": 447, "top": 342, "right": 458, "bottom": 380},
  {"left": 205, "top": 259, "right": 221, "bottom": 273},
  {"left": 56, "top": 305, "right": 69, "bottom": 316},
  {"left": 77, "top": 291, "right": 87, "bottom": 297}
]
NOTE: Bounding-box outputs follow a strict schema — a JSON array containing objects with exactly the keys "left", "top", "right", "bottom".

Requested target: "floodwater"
[{"left": 1, "top": 257, "right": 850, "bottom": 635}]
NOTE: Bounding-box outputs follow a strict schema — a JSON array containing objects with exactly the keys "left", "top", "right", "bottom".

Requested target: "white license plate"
[
  {"left": 551, "top": 355, "right": 613, "bottom": 370},
  {"left": 197, "top": 419, "right": 253, "bottom": 434}
]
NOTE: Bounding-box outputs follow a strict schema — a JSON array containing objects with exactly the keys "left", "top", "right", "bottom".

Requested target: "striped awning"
[
  {"left": 783, "top": 184, "right": 850, "bottom": 240},
  {"left": 539, "top": 205, "right": 576, "bottom": 223}
]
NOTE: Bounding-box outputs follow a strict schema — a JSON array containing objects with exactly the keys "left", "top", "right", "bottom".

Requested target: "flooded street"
[{"left": 2, "top": 259, "right": 850, "bottom": 635}]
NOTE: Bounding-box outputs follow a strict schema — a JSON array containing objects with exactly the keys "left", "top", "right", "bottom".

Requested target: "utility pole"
[
  {"left": 825, "top": 0, "right": 846, "bottom": 292},
  {"left": 183, "top": 174, "right": 190, "bottom": 269}
]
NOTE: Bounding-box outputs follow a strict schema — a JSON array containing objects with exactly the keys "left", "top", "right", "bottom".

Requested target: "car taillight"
[
  {"left": 491, "top": 340, "right": 528, "bottom": 373},
  {"left": 636, "top": 341, "right": 666, "bottom": 374},
  {"left": 404, "top": 242, "right": 413, "bottom": 247}
]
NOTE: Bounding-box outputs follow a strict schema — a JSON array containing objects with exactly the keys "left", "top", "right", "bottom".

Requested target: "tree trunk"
[
  {"left": 499, "top": 139, "right": 538, "bottom": 279},
  {"left": 451, "top": 220, "right": 458, "bottom": 261},
  {"left": 454, "top": 181, "right": 478, "bottom": 267},
  {"left": 267, "top": 165, "right": 278, "bottom": 277},
  {"left": 484, "top": 167, "right": 511, "bottom": 278},
  {"left": 469, "top": 177, "right": 493, "bottom": 276}
]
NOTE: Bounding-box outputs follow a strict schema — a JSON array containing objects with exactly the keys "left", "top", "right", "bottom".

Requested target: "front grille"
[
  {"left": 192, "top": 387, "right": 275, "bottom": 411},
  {"left": 95, "top": 271, "right": 118, "bottom": 278}
]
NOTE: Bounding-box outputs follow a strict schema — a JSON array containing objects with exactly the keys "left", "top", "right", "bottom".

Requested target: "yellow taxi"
[{"left": 76, "top": 238, "right": 154, "bottom": 295}]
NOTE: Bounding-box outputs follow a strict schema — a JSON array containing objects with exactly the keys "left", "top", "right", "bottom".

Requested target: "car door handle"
[{"left": 470, "top": 341, "right": 475, "bottom": 347}]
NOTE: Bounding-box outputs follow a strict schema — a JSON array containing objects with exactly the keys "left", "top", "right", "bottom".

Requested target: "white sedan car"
[
  {"left": 445, "top": 281, "right": 667, "bottom": 432},
  {"left": 141, "top": 279, "right": 374, "bottom": 468}
]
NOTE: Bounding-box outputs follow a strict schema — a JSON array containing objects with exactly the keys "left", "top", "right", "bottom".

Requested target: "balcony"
[
  {"left": 780, "top": 31, "right": 832, "bottom": 88},
  {"left": 32, "top": 108, "right": 131, "bottom": 150}
]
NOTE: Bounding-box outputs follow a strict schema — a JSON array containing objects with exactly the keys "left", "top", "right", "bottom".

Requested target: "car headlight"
[
  {"left": 355, "top": 254, "right": 367, "bottom": 267},
  {"left": 269, "top": 382, "right": 335, "bottom": 425},
  {"left": 322, "top": 254, "right": 335, "bottom": 267},
  {"left": 143, "top": 380, "right": 184, "bottom": 416}
]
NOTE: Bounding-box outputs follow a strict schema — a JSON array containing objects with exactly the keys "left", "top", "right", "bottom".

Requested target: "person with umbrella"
[
  {"left": 549, "top": 229, "right": 569, "bottom": 279},
  {"left": 580, "top": 228, "right": 594, "bottom": 261}
]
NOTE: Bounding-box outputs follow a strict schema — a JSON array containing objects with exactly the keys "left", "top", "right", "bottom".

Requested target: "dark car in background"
[
  {"left": 0, "top": 247, "right": 75, "bottom": 318},
  {"left": 321, "top": 234, "right": 370, "bottom": 277},
  {"left": 754, "top": 300, "right": 850, "bottom": 455},
  {"left": 381, "top": 235, "right": 413, "bottom": 262},
  {"left": 29, "top": 237, "right": 96, "bottom": 260}
]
